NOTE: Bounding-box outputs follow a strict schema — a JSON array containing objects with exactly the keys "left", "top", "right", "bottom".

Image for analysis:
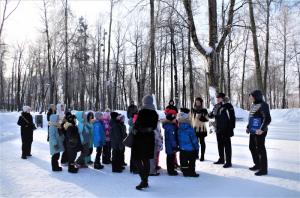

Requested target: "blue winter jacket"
[
  {"left": 49, "top": 114, "right": 64, "bottom": 155},
  {"left": 178, "top": 121, "right": 199, "bottom": 152},
  {"left": 93, "top": 120, "right": 106, "bottom": 148},
  {"left": 75, "top": 111, "right": 89, "bottom": 145},
  {"left": 163, "top": 121, "right": 178, "bottom": 155}
]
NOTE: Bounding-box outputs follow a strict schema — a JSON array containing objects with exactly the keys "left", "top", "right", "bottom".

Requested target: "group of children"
[
  {"left": 47, "top": 104, "right": 127, "bottom": 173},
  {"left": 43, "top": 97, "right": 210, "bottom": 178}
]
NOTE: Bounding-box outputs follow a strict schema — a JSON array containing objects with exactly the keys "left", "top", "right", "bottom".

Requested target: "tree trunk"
[
  {"left": 106, "top": 0, "right": 113, "bottom": 109},
  {"left": 150, "top": 0, "right": 156, "bottom": 95},
  {"left": 241, "top": 30, "right": 249, "bottom": 109}
]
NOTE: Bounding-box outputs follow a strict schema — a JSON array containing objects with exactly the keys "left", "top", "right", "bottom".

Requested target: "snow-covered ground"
[{"left": 0, "top": 109, "right": 299, "bottom": 197}]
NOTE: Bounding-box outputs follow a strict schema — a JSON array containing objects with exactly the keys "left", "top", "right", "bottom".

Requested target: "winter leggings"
[
  {"left": 51, "top": 153, "right": 61, "bottom": 170},
  {"left": 216, "top": 133, "right": 232, "bottom": 164},
  {"left": 249, "top": 133, "right": 268, "bottom": 172},
  {"left": 136, "top": 158, "right": 150, "bottom": 183},
  {"left": 102, "top": 141, "right": 111, "bottom": 164},
  {"left": 180, "top": 150, "right": 197, "bottom": 176},
  {"left": 21, "top": 131, "right": 33, "bottom": 156},
  {"left": 130, "top": 150, "right": 138, "bottom": 172},
  {"left": 95, "top": 147, "right": 103, "bottom": 165}
]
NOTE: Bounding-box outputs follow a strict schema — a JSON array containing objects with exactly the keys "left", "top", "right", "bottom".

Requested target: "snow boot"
[
  {"left": 136, "top": 181, "right": 149, "bottom": 190},
  {"left": 68, "top": 164, "right": 78, "bottom": 173},
  {"left": 255, "top": 170, "right": 268, "bottom": 176},
  {"left": 213, "top": 159, "right": 225, "bottom": 164},
  {"left": 223, "top": 163, "right": 232, "bottom": 168},
  {"left": 249, "top": 165, "right": 260, "bottom": 171},
  {"left": 94, "top": 163, "right": 104, "bottom": 170}
]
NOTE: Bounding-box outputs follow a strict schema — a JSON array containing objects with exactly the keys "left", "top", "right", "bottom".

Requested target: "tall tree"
[{"left": 150, "top": 0, "right": 156, "bottom": 95}]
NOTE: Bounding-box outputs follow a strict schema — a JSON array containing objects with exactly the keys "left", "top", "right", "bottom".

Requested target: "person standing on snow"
[
  {"left": 127, "top": 100, "right": 138, "bottom": 119},
  {"left": 209, "top": 93, "right": 236, "bottom": 168},
  {"left": 191, "top": 97, "right": 209, "bottom": 161},
  {"left": 48, "top": 112, "right": 65, "bottom": 171},
  {"left": 247, "top": 90, "right": 271, "bottom": 176},
  {"left": 132, "top": 95, "right": 158, "bottom": 190},
  {"left": 47, "top": 104, "right": 56, "bottom": 142},
  {"left": 177, "top": 108, "right": 199, "bottom": 177},
  {"left": 17, "top": 106, "right": 36, "bottom": 159},
  {"left": 85, "top": 111, "right": 94, "bottom": 165},
  {"left": 93, "top": 112, "right": 106, "bottom": 170},
  {"left": 102, "top": 109, "right": 112, "bottom": 164}
]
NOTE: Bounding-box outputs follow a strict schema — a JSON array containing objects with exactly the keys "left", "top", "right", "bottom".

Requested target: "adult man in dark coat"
[
  {"left": 209, "top": 93, "right": 236, "bottom": 168},
  {"left": 132, "top": 95, "right": 158, "bottom": 190},
  {"left": 127, "top": 101, "right": 138, "bottom": 119},
  {"left": 247, "top": 90, "right": 271, "bottom": 176},
  {"left": 17, "top": 106, "right": 36, "bottom": 159}
]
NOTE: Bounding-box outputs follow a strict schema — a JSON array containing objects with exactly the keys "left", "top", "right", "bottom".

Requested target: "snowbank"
[{"left": 271, "top": 108, "right": 300, "bottom": 123}]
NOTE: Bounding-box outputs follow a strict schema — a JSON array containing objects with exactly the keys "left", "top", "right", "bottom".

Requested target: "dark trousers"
[
  {"left": 180, "top": 150, "right": 197, "bottom": 176},
  {"left": 216, "top": 133, "right": 232, "bottom": 164},
  {"left": 130, "top": 150, "right": 138, "bottom": 172},
  {"left": 136, "top": 158, "right": 150, "bottom": 183},
  {"left": 76, "top": 143, "right": 89, "bottom": 165},
  {"left": 51, "top": 153, "right": 60, "bottom": 169},
  {"left": 121, "top": 148, "right": 125, "bottom": 165},
  {"left": 102, "top": 141, "right": 111, "bottom": 164},
  {"left": 249, "top": 133, "right": 268, "bottom": 171},
  {"left": 197, "top": 134, "right": 206, "bottom": 158},
  {"left": 61, "top": 140, "right": 68, "bottom": 164},
  {"left": 21, "top": 131, "right": 33, "bottom": 156},
  {"left": 67, "top": 146, "right": 77, "bottom": 165},
  {"left": 95, "top": 147, "right": 103, "bottom": 165},
  {"left": 167, "top": 153, "right": 176, "bottom": 174},
  {"left": 112, "top": 148, "right": 123, "bottom": 171}
]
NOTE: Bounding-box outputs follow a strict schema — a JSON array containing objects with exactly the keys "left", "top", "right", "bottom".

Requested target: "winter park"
[{"left": 0, "top": 0, "right": 300, "bottom": 197}]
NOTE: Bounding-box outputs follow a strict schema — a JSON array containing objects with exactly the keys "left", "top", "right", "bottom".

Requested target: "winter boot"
[
  {"left": 68, "top": 164, "right": 78, "bottom": 173},
  {"left": 223, "top": 163, "right": 232, "bottom": 168},
  {"left": 136, "top": 181, "right": 149, "bottom": 190},
  {"left": 255, "top": 170, "right": 268, "bottom": 176},
  {"left": 94, "top": 163, "right": 104, "bottom": 170},
  {"left": 213, "top": 159, "right": 225, "bottom": 164},
  {"left": 249, "top": 165, "right": 260, "bottom": 171}
]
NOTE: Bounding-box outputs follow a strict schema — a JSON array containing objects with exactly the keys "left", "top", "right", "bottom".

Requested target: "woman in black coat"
[
  {"left": 247, "top": 90, "right": 271, "bottom": 176},
  {"left": 132, "top": 95, "right": 158, "bottom": 190},
  {"left": 17, "top": 106, "right": 36, "bottom": 159}
]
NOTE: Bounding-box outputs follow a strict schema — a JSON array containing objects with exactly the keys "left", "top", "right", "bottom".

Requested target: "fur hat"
[
  {"left": 142, "top": 95, "right": 155, "bottom": 110},
  {"left": 177, "top": 112, "right": 189, "bottom": 120}
]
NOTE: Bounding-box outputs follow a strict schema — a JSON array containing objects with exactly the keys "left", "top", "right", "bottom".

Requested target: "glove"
[
  {"left": 246, "top": 129, "right": 250, "bottom": 134},
  {"left": 54, "top": 145, "right": 59, "bottom": 150}
]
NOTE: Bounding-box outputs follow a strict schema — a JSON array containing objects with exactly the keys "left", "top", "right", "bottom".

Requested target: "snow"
[{"left": 0, "top": 109, "right": 300, "bottom": 197}]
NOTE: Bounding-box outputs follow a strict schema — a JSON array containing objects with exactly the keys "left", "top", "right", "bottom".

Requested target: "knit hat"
[
  {"left": 216, "top": 93, "right": 226, "bottom": 99},
  {"left": 142, "top": 95, "right": 155, "bottom": 111},
  {"left": 22, "top": 106, "right": 31, "bottom": 113},
  {"left": 110, "top": 112, "right": 119, "bottom": 120},
  {"left": 95, "top": 112, "right": 103, "bottom": 120},
  {"left": 164, "top": 108, "right": 177, "bottom": 115}
]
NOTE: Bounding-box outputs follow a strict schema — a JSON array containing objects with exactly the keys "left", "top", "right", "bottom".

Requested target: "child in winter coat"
[
  {"left": 48, "top": 113, "right": 65, "bottom": 172},
  {"left": 93, "top": 112, "right": 106, "bottom": 169},
  {"left": 102, "top": 110, "right": 112, "bottom": 164},
  {"left": 110, "top": 112, "right": 127, "bottom": 173},
  {"left": 75, "top": 111, "right": 89, "bottom": 168},
  {"left": 162, "top": 108, "right": 178, "bottom": 176},
  {"left": 85, "top": 111, "right": 94, "bottom": 164},
  {"left": 177, "top": 108, "right": 199, "bottom": 177},
  {"left": 117, "top": 114, "right": 127, "bottom": 167},
  {"left": 149, "top": 122, "right": 163, "bottom": 176},
  {"left": 17, "top": 106, "right": 36, "bottom": 159},
  {"left": 64, "top": 114, "right": 81, "bottom": 173}
]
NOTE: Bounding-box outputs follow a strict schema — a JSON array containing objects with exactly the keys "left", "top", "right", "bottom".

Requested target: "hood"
[
  {"left": 250, "top": 90, "right": 264, "bottom": 104},
  {"left": 75, "top": 111, "right": 85, "bottom": 123}
]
